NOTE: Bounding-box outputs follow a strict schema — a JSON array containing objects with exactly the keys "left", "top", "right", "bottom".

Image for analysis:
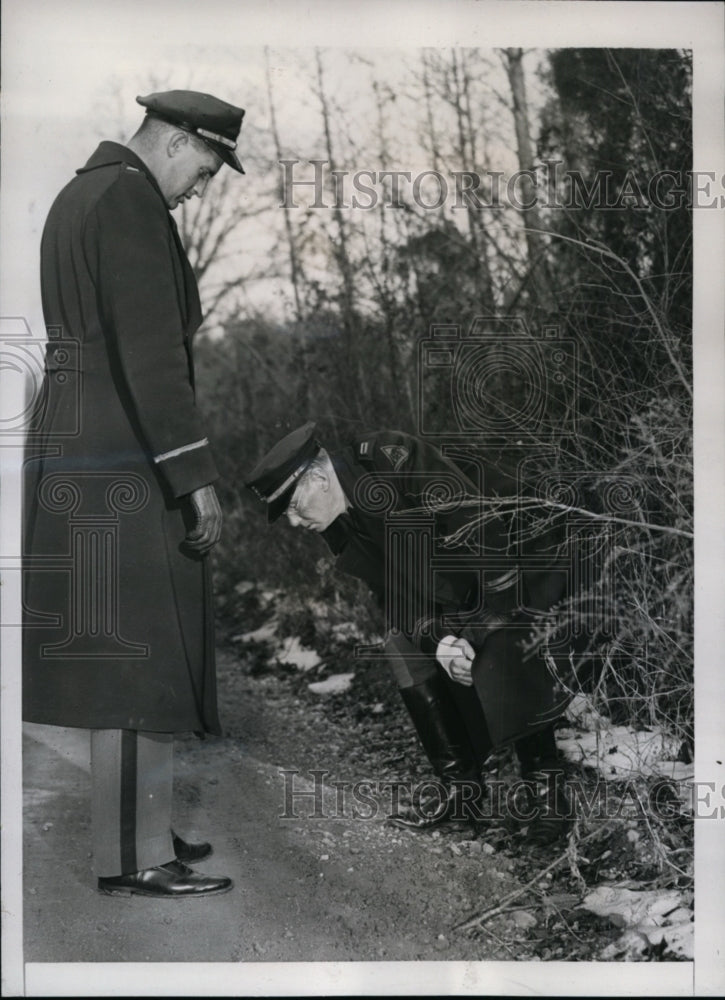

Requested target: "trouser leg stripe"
[{"left": 119, "top": 730, "right": 138, "bottom": 874}]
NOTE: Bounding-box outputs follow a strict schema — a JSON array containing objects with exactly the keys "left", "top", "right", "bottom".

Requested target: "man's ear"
[
  {"left": 309, "top": 467, "right": 330, "bottom": 492},
  {"left": 166, "top": 130, "right": 190, "bottom": 159}
]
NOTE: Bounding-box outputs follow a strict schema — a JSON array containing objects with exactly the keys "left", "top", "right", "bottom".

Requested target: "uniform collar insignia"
[{"left": 380, "top": 444, "right": 409, "bottom": 470}]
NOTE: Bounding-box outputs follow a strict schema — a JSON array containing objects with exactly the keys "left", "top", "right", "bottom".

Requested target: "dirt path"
[{"left": 23, "top": 649, "right": 520, "bottom": 964}]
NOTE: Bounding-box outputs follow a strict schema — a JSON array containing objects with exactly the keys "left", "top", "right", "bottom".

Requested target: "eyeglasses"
[{"left": 286, "top": 487, "right": 304, "bottom": 516}]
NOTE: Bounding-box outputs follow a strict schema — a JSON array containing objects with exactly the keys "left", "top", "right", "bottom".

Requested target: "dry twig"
[{"left": 453, "top": 822, "right": 617, "bottom": 933}]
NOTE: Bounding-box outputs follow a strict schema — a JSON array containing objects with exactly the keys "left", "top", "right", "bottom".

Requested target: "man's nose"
[
  {"left": 192, "top": 176, "right": 210, "bottom": 198},
  {"left": 286, "top": 509, "right": 301, "bottom": 527}
]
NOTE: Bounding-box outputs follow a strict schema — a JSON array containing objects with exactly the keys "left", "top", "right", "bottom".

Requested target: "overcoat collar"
[
  {"left": 76, "top": 142, "right": 203, "bottom": 345},
  {"left": 77, "top": 141, "right": 167, "bottom": 206},
  {"left": 321, "top": 444, "right": 475, "bottom": 611},
  {"left": 320, "top": 446, "right": 389, "bottom": 568}
]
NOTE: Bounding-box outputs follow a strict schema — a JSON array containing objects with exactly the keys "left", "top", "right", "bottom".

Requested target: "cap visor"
[
  {"left": 227, "top": 150, "right": 245, "bottom": 174},
  {"left": 266, "top": 489, "right": 294, "bottom": 523},
  {"left": 196, "top": 135, "right": 244, "bottom": 174},
  {"left": 218, "top": 146, "right": 245, "bottom": 174}
]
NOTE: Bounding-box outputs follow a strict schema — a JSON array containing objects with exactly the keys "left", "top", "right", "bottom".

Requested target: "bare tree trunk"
[
  {"left": 452, "top": 49, "right": 495, "bottom": 312},
  {"left": 265, "top": 47, "right": 312, "bottom": 415},
  {"left": 421, "top": 50, "right": 441, "bottom": 175},
  {"left": 315, "top": 49, "right": 356, "bottom": 322},
  {"left": 370, "top": 78, "right": 415, "bottom": 426},
  {"left": 314, "top": 48, "right": 368, "bottom": 422},
  {"left": 503, "top": 48, "right": 551, "bottom": 305},
  {"left": 265, "top": 47, "right": 306, "bottom": 324}
]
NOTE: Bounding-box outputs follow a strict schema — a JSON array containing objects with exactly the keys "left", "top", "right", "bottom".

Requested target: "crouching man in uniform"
[
  {"left": 23, "top": 90, "right": 247, "bottom": 897},
  {"left": 246, "top": 423, "right": 573, "bottom": 843}
]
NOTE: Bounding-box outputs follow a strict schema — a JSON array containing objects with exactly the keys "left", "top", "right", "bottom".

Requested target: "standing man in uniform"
[
  {"left": 23, "top": 90, "right": 245, "bottom": 897},
  {"left": 246, "top": 424, "right": 572, "bottom": 842}
]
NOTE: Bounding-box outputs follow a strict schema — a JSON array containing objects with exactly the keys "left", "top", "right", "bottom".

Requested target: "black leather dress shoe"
[
  {"left": 172, "top": 831, "right": 213, "bottom": 863},
  {"left": 98, "top": 859, "right": 232, "bottom": 898}
]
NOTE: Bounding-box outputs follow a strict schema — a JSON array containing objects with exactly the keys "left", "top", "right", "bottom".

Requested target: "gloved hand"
[
  {"left": 185, "top": 484, "right": 223, "bottom": 553},
  {"left": 436, "top": 634, "right": 475, "bottom": 686}
]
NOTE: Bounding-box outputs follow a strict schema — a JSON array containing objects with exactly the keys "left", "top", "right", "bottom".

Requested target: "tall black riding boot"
[
  {"left": 388, "top": 673, "right": 487, "bottom": 831},
  {"left": 513, "top": 725, "right": 570, "bottom": 844}
]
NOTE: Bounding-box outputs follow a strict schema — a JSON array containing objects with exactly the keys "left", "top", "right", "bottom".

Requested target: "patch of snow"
[
  {"left": 308, "top": 673, "right": 355, "bottom": 695},
  {"left": 235, "top": 621, "right": 279, "bottom": 644},
  {"left": 653, "top": 760, "right": 694, "bottom": 781},
  {"left": 556, "top": 723, "right": 680, "bottom": 777},
  {"left": 233, "top": 580, "right": 257, "bottom": 595},
  {"left": 307, "top": 600, "right": 335, "bottom": 620},
  {"left": 331, "top": 621, "right": 365, "bottom": 641},
  {"left": 582, "top": 886, "right": 683, "bottom": 927},
  {"left": 233, "top": 621, "right": 327, "bottom": 672},
  {"left": 581, "top": 885, "right": 694, "bottom": 961},
  {"left": 511, "top": 910, "right": 537, "bottom": 930},
  {"left": 277, "top": 636, "right": 322, "bottom": 671},
  {"left": 565, "top": 693, "right": 608, "bottom": 729}
]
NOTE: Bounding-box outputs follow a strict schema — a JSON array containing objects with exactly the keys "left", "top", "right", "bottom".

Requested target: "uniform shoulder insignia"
[
  {"left": 380, "top": 444, "right": 410, "bottom": 470},
  {"left": 358, "top": 440, "right": 371, "bottom": 456}
]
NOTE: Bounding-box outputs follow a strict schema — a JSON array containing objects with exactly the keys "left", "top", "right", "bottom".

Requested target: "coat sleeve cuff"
[
  {"left": 483, "top": 568, "right": 520, "bottom": 614},
  {"left": 408, "top": 617, "right": 443, "bottom": 658},
  {"left": 154, "top": 439, "right": 219, "bottom": 497},
  {"left": 418, "top": 631, "right": 441, "bottom": 658}
]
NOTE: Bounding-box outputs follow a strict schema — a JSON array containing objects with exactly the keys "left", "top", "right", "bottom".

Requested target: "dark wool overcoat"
[
  {"left": 23, "top": 142, "right": 221, "bottom": 734},
  {"left": 321, "top": 430, "right": 571, "bottom": 748}
]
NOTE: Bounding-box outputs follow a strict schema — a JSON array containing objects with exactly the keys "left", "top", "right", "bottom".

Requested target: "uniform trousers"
[
  {"left": 384, "top": 631, "right": 438, "bottom": 689},
  {"left": 90, "top": 729, "right": 175, "bottom": 877}
]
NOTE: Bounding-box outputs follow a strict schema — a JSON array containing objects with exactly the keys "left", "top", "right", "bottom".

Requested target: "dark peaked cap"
[
  {"left": 137, "top": 90, "right": 245, "bottom": 173},
  {"left": 246, "top": 422, "right": 321, "bottom": 522}
]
